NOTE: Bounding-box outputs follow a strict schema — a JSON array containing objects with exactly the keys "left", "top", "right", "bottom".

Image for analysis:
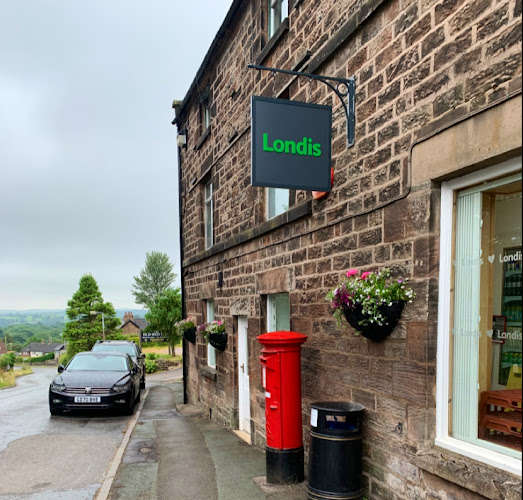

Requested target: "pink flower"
[
  {"left": 361, "top": 272, "right": 371, "bottom": 280},
  {"left": 346, "top": 269, "right": 358, "bottom": 277}
]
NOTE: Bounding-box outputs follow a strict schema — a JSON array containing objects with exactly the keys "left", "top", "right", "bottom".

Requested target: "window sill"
[
  {"left": 183, "top": 200, "right": 312, "bottom": 267},
  {"left": 416, "top": 440, "right": 521, "bottom": 499},
  {"left": 200, "top": 365, "right": 217, "bottom": 381},
  {"left": 195, "top": 126, "right": 211, "bottom": 151},
  {"left": 256, "top": 18, "right": 289, "bottom": 66}
]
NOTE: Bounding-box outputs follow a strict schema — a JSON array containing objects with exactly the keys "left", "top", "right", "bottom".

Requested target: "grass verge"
[{"left": 0, "top": 367, "right": 33, "bottom": 389}]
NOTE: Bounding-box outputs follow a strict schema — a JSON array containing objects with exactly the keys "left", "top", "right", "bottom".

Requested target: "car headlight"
[
  {"left": 51, "top": 382, "right": 66, "bottom": 392},
  {"left": 112, "top": 381, "right": 132, "bottom": 393}
]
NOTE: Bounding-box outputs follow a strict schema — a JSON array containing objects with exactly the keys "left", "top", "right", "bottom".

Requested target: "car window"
[
  {"left": 67, "top": 354, "right": 129, "bottom": 371},
  {"left": 92, "top": 344, "right": 137, "bottom": 357}
]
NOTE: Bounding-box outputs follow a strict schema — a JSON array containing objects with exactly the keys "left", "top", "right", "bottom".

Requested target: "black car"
[
  {"left": 91, "top": 340, "right": 146, "bottom": 389},
  {"left": 49, "top": 352, "right": 141, "bottom": 416}
]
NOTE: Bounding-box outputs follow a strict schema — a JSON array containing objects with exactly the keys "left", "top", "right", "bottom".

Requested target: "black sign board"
[
  {"left": 141, "top": 331, "right": 168, "bottom": 343},
  {"left": 251, "top": 96, "right": 332, "bottom": 191}
]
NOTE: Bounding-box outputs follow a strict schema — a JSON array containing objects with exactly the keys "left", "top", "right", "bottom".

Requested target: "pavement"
[{"left": 102, "top": 372, "right": 308, "bottom": 500}]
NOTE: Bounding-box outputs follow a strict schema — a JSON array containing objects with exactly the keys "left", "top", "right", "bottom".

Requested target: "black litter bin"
[{"left": 307, "top": 402, "right": 364, "bottom": 500}]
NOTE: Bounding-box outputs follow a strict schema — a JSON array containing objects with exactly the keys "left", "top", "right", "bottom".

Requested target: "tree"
[
  {"left": 63, "top": 274, "right": 121, "bottom": 358},
  {"left": 132, "top": 251, "right": 176, "bottom": 308},
  {"left": 144, "top": 288, "right": 182, "bottom": 355}
]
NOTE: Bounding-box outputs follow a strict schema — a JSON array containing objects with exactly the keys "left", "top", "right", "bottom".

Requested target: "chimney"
[{"left": 124, "top": 312, "right": 134, "bottom": 322}]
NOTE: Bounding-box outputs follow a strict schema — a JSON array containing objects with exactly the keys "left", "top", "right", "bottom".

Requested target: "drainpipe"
[{"left": 173, "top": 103, "right": 188, "bottom": 405}]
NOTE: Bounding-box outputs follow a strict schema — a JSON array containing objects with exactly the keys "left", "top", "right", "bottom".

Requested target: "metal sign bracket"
[{"left": 248, "top": 64, "right": 356, "bottom": 148}]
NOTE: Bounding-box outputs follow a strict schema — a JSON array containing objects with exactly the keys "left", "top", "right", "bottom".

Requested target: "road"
[{"left": 0, "top": 367, "right": 132, "bottom": 500}]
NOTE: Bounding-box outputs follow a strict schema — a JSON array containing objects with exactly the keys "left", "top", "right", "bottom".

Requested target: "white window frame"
[
  {"left": 203, "top": 100, "right": 211, "bottom": 130},
  {"left": 207, "top": 300, "right": 216, "bottom": 368},
  {"left": 269, "top": 0, "right": 288, "bottom": 38},
  {"left": 267, "top": 293, "right": 290, "bottom": 332},
  {"left": 436, "top": 156, "right": 522, "bottom": 476},
  {"left": 267, "top": 187, "right": 289, "bottom": 220},
  {"left": 204, "top": 181, "right": 213, "bottom": 249}
]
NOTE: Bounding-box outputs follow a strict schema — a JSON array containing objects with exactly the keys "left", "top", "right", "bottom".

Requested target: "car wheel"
[
  {"left": 50, "top": 406, "right": 62, "bottom": 416},
  {"left": 124, "top": 397, "right": 135, "bottom": 416}
]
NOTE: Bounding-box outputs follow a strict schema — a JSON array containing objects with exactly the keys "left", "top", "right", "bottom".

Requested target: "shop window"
[
  {"left": 269, "top": 0, "right": 288, "bottom": 38},
  {"left": 267, "top": 293, "right": 290, "bottom": 332},
  {"left": 267, "top": 187, "right": 289, "bottom": 220},
  {"left": 204, "top": 181, "right": 213, "bottom": 249},
  {"left": 207, "top": 300, "right": 216, "bottom": 368},
  {"left": 437, "top": 157, "right": 522, "bottom": 474}
]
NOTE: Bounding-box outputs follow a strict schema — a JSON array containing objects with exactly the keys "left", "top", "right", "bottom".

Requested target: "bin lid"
[
  {"left": 257, "top": 331, "right": 308, "bottom": 345},
  {"left": 310, "top": 401, "right": 364, "bottom": 413}
]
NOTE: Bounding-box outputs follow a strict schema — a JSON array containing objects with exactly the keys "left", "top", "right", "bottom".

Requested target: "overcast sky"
[{"left": 0, "top": 0, "right": 233, "bottom": 311}]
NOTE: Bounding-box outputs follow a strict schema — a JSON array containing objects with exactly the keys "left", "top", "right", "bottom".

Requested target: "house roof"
[
  {"left": 22, "top": 342, "right": 64, "bottom": 354},
  {"left": 118, "top": 318, "right": 148, "bottom": 332},
  {"left": 173, "top": 0, "right": 244, "bottom": 122}
]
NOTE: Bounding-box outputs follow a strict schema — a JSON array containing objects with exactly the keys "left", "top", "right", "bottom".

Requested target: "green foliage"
[
  {"left": 63, "top": 274, "right": 121, "bottom": 358},
  {"left": 0, "top": 352, "right": 17, "bottom": 369},
  {"left": 145, "top": 288, "right": 182, "bottom": 348},
  {"left": 132, "top": 251, "right": 176, "bottom": 308},
  {"left": 326, "top": 268, "right": 415, "bottom": 329},
  {"left": 59, "top": 352, "right": 72, "bottom": 367},
  {"left": 27, "top": 353, "right": 54, "bottom": 363},
  {"left": 145, "top": 359, "right": 158, "bottom": 373},
  {"left": 3, "top": 323, "right": 64, "bottom": 348},
  {"left": 146, "top": 353, "right": 159, "bottom": 360},
  {"left": 0, "top": 311, "right": 66, "bottom": 328}
]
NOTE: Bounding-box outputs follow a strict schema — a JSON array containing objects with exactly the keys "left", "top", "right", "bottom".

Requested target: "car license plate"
[{"left": 74, "top": 396, "right": 101, "bottom": 403}]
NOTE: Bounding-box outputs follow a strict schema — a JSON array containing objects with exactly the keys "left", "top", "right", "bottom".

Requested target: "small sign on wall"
[
  {"left": 251, "top": 96, "right": 332, "bottom": 191},
  {"left": 141, "top": 331, "right": 168, "bottom": 343}
]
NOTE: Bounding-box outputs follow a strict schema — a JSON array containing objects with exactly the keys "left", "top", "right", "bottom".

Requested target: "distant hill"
[{"left": 0, "top": 309, "right": 148, "bottom": 328}]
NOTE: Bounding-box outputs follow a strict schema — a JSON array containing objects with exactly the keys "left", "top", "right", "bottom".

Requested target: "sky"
[{"left": 0, "top": 0, "right": 233, "bottom": 311}]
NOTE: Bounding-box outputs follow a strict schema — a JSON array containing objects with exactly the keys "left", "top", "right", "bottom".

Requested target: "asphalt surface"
[{"left": 0, "top": 366, "right": 131, "bottom": 500}]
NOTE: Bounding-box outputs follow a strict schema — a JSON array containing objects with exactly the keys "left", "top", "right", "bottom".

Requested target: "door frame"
[{"left": 237, "top": 316, "right": 251, "bottom": 434}]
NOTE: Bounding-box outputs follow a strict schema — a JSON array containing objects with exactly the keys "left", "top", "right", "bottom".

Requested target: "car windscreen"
[
  {"left": 92, "top": 344, "right": 137, "bottom": 357},
  {"left": 67, "top": 355, "right": 129, "bottom": 372}
]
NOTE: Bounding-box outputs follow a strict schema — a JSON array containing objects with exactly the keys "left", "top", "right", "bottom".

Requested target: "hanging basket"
[
  {"left": 209, "top": 332, "right": 227, "bottom": 351},
  {"left": 343, "top": 301, "right": 405, "bottom": 342},
  {"left": 183, "top": 327, "right": 197, "bottom": 344}
]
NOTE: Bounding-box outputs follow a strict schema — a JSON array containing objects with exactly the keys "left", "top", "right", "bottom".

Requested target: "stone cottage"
[{"left": 173, "top": 0, "right": 522, "bottom": 497}]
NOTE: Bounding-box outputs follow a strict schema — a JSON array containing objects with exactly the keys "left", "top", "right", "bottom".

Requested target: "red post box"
[{"left": 258, "top": 330, "right": 307, "bottom": 484}]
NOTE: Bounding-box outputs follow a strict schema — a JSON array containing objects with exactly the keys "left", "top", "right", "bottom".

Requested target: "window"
[
  {"left": 202, "top": 98, "right": 211, "bottom": 131},
  {"left": 267, "top": 187, "right": 289, "bottom": 220},
  {"left": 437, "top": 157, "right": 522, "bottom": 475},
  {"left": 207, "top": 300, "right": 216, "bottom": 368},
  {"left": 269, "top": 0, "right": 288, "bottom": 38},
  {"left": 204, "top": 181, "right": 213, "bottom": 249},
  {"left": 267, "top": 293, "right": 290, "bottom": 332}
]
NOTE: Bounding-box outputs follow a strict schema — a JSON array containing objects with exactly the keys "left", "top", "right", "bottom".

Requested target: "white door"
[{"left": 238, "top": 316, "right": 251, "bottom": 434}]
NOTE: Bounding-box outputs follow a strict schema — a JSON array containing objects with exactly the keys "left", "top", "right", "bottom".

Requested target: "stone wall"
[{"left": 176, "top": 0, "right": 522, "bottom": 497}]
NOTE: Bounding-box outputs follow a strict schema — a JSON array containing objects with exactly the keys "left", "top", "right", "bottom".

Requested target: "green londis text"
[{"left": 262, "top": 133, "right": 322, "bottom": 157}]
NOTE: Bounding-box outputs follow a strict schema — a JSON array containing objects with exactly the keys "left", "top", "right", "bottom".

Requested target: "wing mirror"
[{"left": 57, "top": 365, "right": 65, "bottom": 373}]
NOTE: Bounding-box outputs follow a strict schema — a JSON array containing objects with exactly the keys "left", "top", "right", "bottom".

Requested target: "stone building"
[
  {"left": 173, "top": 0, "right": 522, "bottom": 497},
  {"left": 119, "top": 312, "right": 147, "bottom": 336}
]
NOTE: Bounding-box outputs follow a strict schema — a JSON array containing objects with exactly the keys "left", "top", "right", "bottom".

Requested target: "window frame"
[
  {"left": 268, "top": 0, "right": 289, "bottom": 39},
  {"left": 206, "top": 300, "right": 216, "bottom": 368},
  {"left": 202, "top": 98, "right": 211, "bottom": 131},
  {"left": 267, "top": 293, "right": 290, "bottom": 332},
  {"left": 204, "top": 180, "right": 213, "bottom": 249},
  {"left": 266, "top": 187, "right": 289, "bottom": 220},
  {"left": 436, "top": 156, "right": 522, "bottom": 476}
]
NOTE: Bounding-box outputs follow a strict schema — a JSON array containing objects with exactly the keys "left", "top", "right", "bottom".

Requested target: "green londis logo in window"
[{"left": 262, "top": 133, "right": 322, "bottom": 157}]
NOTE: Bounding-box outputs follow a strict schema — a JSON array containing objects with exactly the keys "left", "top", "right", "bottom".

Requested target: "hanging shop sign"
[
  {"left": 141, "top": 331, "right": 168, "bottom": 343},
  {"left": 251, "top": 96, "right": 332, "bottom": 191}
]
